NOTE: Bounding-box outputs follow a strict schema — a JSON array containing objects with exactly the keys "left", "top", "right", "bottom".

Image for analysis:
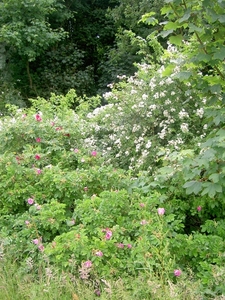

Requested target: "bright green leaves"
[
  {"left": 0, "top": 0, "right": 67, "bottom": 61},
  {"left": 169, "top": 34, "right": 183, "bottom": 45},
  {"left": 213, "top": 46, "right": 225, "bottom": 61},
  {"left": 140, "top": 12, "right": 158, "bottom": 26}
]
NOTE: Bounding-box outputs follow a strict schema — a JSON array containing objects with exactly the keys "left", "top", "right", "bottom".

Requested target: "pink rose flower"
[
  {"left": 91, "top": 151, "right": 97, "bottom": 157},
  {"left": 83, "top": 260, "right": 92, "bottom": 268},
  {"left": 157, "top": 208, "right": 165, "bottom": 215},
  {"left": 95, "top": 251, "right": 103, "bottom": 257},
  {"left": 27, "top": 198, "right": 34, "bottom": 205},
  {"left": 32, "top": 239, "right": 39, "bottom": 245},
  {"left": 174, "top": 269, "right": 182, "bottom": 277},
  {"left": 140, "top": 220, "right": 148, "bottom": 225},
  {"left": 36, "top": 168, "right": 42, "bottom": 175},
  {"left": 35, "top": 114, "right": 42, "bottom": 122},
  {"left": 105, "top": 230, "right": 112, "bottom": 240},
  {"left": 38, "top": 244, "right": 44, "bottom": 252}
]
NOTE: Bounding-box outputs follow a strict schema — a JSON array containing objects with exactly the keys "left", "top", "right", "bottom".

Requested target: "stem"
[
  {"left": 182, "top": 0, "right": 187, "bottom": 10},
  {"left": 169, "top": 3, "right": 181, "bottom": 18},
  {"left": 26, "top": 60, "right": 33, "bottom": 89},
  {"left": 195, "top": 32, "right": 225, "bottom": 80}
]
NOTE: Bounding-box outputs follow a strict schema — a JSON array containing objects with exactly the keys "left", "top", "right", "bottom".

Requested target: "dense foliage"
[{"left": 1, "top": 0, "right": 225, "bottom": 298}]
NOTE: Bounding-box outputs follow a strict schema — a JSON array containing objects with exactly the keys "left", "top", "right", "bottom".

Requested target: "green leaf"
[
  {"left": 183, "top": 181, "right": 202, "bottom": 195},
  {"left": 160, "top": 29, "right": 174, "bottom": 38},
  {"left": 161, "top": 6, "right": 172, "bottom": 15},
  {"left": 174, "top": 71, "right": 192, "bottom": 80},
  {"left": 169, "top": 35, "right": 183, "bottom": 46},
  {"left": 189, "top": 23, "right": 203, "bottom": 33},
  {"left": 162, "top": 64, "right": 175, "bottom": 76},
  {"left": 213, "top": 46, "right": 225, "bottom": 60},
  {"left": 208, "top": 173, "right": 220, "bottom": 183},
  {"left": 210, "top": 84, "right": 222, "bottom": 94},
  {"left": 164, "top": 21, "right": 180, "bottom": 30},
  {"left": 201, "top": 182, "right": 222, "bottom": 198},
  {"left": 178, "top": 9, "right": 191, "bottom": 23},
  {"left": 218, "top": 14, "right": 225, "bottom": 23}
]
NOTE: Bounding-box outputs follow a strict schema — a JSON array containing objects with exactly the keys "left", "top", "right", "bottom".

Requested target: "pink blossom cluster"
[
  {"left": 32, "top": 237, "right": 44, "bottom": 252},
  {"left": 35, "top": 114, "right": 42, "bottom": 122},
  {"left": 102, "top": 228, "right": 113, "bottom": 240},
  {"left": 157, "top": 207, "right": 165, "bottom": 215}
]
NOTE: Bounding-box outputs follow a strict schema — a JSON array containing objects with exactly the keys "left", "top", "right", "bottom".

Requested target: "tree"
[{"left": 0, "top": 0, "right": 67, "bottom": 95}]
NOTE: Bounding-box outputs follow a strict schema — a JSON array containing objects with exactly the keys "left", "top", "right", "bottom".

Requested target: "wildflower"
[
  {"left": 36, "top": 168, "right": 42, "bottom": 175},
  {"left": 25, "top": 220, "right": 30, "bottom": 225},
  {"left": 140, "top": 220, "right": 148, "bottom": 225},
  {"left": 34, "top": 204, "right": 41, "bottom": 210},
  {"left": 84, "top": 187, "right": 88, "bottom": 192},
  {"left": 145, "top": 140, "right": 152, "bottom": 149},
  {"left": 180, "top": 123, "right": 189, "bottom": 133},
  {"left": 95, "top": 290, "right": 101, "bottom": 296},
  {"left": 35, "top": 114, "right": 42, "bottom": 122},
  {"left": 32, "top": 239, "right": 39, "bottom": 245},
  {"left": 74, "top": 148, "right": 79, "bottom": 153},
  {"left": 127, "top": 244, "right": 132, "bottom": 249},
  {"left": 35, "top": 154, "right": 41, "bottom": 160},
  {"left": 197, "top": 206, "right": 202, "bottom": 212},
  {"left": 117, "top": 243, "right": 124, "bottom": 248},
  {"left": 91, "top": 151, "right": 97, "bottom": 157},
  {"left": 105, "top": 230, "right": 112, "bottom": 240},
  {"left": 196, "top": 108, "right": 204, "bottom": 118},
  {"left": 81, "top": 158, "right": 85, "bottom": 163},
  {"left": 174, "top": 269, "right": 182, "bottom": 277},
  {"left": 36, "top": 137, "right": 41, "bottom": 142},
  {"left": 157, "top": 208, "right": 165, "bottom": 215},
  {"left": 38, "top": 244, "right": 44, "bottom": 252},
  {"left": 83, "top": 260, "right": 92, "bottom": 268},
  {"left": 95, "top": 251, "right": 103, "bottom": 257},
  {"left": 140, "top": 203, "right": 145, "bottom": 208},
  {"left": 27, "top": 198, "right": 34, "bottom": 205}
]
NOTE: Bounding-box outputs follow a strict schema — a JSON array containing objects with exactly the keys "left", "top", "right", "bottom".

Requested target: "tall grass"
[{"left": 0, "top": 254, "right": 208, "bottom": 300}]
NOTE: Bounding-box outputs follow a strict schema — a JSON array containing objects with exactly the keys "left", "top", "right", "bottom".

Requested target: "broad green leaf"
[
  {"left": 193, "top": 53, "right": 211, "bottom": 63},
  {"left": 160, "top": 29, "right": 174, "bottom": 38},
  {"left": 164, "top": 21, "right": 180, "bottom": 30},
  {"left": 178, "top": 9, "right": 191, "bottom": 23},
  {"left": 189, "top": 23, "right": 203, "bottom": 33},
  {"left": 201, "top": 148, "right": 216, "bottom": 161},
  {"left": 218, "top": 14, "right": 225, "bottom": 23},
  {"left": 213, "top": 46, "right": 225, "bottom": 60},
  {"left": 201, "top": 182, "right": 222, "bottom": 198},
  {"left": 162, "top": 64, "right": 175, "bottom": 76},
  {"left": 169, "top": 34, "right": 183, "bottom": 46},
  {"left": 174, "top": 71, "right": 192, "bottom": 80},
  {"left": 183, "top": 181, "right": 202, "bottom": 195},
  {"left": 210, "top": 84, "right": 222, "bottom": 94},
  {"left": 208, "top": 173, "right": 220, "bottom": 183},
  {"left": 161, "top": 6, "right": 172, "bottom": 15}
]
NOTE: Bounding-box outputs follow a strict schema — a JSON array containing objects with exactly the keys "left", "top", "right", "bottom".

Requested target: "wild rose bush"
[{"left": 0, "top": 86, "right": 224, "bottom": 293}]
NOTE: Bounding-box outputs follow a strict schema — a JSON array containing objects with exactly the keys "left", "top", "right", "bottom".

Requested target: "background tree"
[{"left": 0, "top": 0, "right": 68, "bottom": 100}]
